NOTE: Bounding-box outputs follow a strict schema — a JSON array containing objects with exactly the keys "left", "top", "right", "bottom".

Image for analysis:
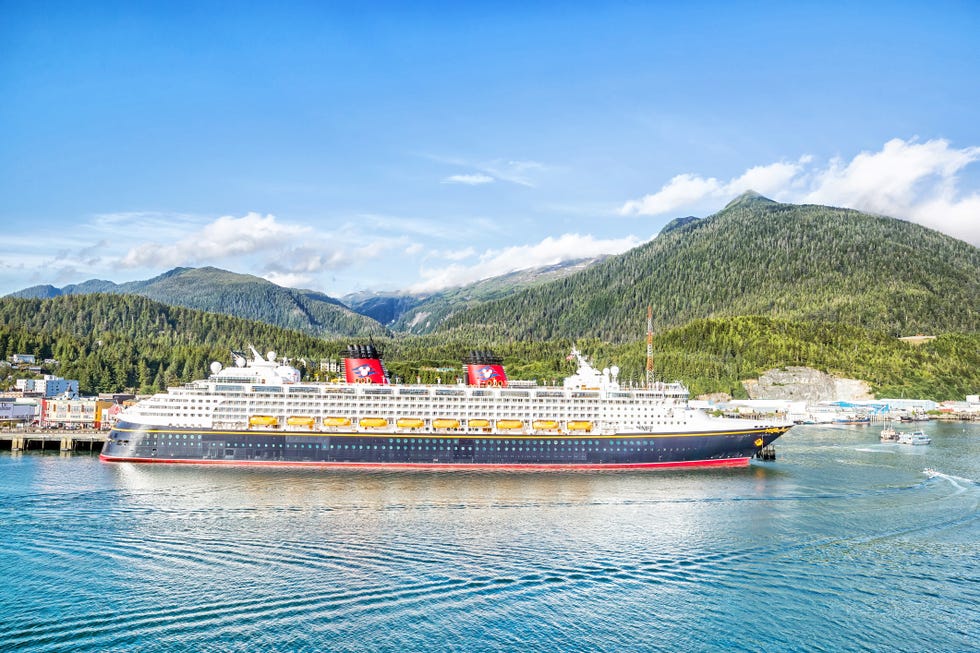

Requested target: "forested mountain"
[
  {"left": 343, "top": 257, "right": 605, "bottom": 331},
  {"left": 9, "top": 267, "right": 387, "bottom": 338},
  {"left": 433, "top": 193, "right": 980, "bottom": 341}
]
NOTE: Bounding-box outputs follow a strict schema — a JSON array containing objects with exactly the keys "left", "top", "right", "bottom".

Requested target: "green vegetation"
[{"left": 2, "top": 295, "right": 974, "bottom": 400}]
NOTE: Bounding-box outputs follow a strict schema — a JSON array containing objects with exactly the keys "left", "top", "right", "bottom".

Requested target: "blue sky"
[{"left": 2, "top": 1, "right": 978, "bottom": 297}]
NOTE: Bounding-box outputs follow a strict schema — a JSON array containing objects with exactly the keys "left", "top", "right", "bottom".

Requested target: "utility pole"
[{"left": 646, "top": 305, "right": 654, "bottom": 388}]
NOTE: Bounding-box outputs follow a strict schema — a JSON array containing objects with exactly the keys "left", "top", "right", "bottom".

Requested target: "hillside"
[
  {"left": 9, "top": 267, "right": 387, "bottom": 339},
  {"left": 1, "top": 294, "right": 976, "bottom": 400},
  {"left": 434, "top": 193, "right": 980, "bottom": 341},
  {"left": 0, "top": 294, "right": 347, "bottom": 394}
]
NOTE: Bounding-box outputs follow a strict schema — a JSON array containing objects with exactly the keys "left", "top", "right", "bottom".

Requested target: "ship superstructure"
[{"left": 102, "top": 345, "right": 791, "bottom": 469}]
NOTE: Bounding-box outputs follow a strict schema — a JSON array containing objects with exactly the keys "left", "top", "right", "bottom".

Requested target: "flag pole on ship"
[{"left": 646, "top": 305, "right": 654, "bottom": 389}]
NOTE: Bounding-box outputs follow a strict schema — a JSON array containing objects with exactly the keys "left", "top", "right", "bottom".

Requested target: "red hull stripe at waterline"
[{"left": 99, "top": 454, "right": 751, "bottom": 470}]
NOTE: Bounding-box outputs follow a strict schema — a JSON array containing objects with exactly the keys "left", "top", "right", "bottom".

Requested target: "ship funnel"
[
  {"left": 344, "top": 344, "right": 390, "bottom": 384},
  {"left": 463, "top": 350, "right": 508, "bottom": 387}
]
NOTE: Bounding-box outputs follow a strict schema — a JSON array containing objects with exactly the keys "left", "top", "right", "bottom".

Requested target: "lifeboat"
[
  {"left": 249, "top": 415, "right": 278, "bottom": 427},
  {"left": 396, "top": 418, "right": 424, "bottom": 429},
  {"left": 468, "top": 419, "right": 490, "bottom": 429},
  {"left": 286, "top": 416, "right": 315, "bottom": 428},
  {"left": 359, "top": 417, "right": 388, "bottom": 428},
  {"left": 532, "top": 420, "right": 559, "bottom": 431},
  {"left": 567, "top": 420, "right": 593, "bottom": 432},
  {"left": 496, "top": 420, "right": 523, "bottom": 430},
  {"left": 324, "top": 416, "right": 352, "bottom": 427},
  {"left": 433, "top": 419, "right": 460, "bottom": 430}
]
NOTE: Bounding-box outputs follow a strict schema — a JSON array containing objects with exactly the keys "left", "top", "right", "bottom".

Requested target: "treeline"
[
  {"left": 1, "top": 295, "right": 977, "bottom": 400},
  {"left": 0, "top": 294, "right": 345, "bottom": 394}
]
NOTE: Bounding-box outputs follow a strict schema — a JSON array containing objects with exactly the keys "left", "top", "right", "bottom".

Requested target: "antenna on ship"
[{"left": 646, "top": 305, "right": 654, "bottom": 389}]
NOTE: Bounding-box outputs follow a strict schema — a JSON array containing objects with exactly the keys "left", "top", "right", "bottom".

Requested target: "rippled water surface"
[{"left": 1, "top": 424, "right": 978, "bottom": 651}]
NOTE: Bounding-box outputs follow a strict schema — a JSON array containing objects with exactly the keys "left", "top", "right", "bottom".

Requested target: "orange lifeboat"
[
  {"left": 324, "top": 416, "right": 352, "bottom": 427},
  {"left": 286, "top": 416, "right": 315, "bottom": 428},
  {"left": 468, "top": 419, "right": 490, "bottom": 429},
  {"left": 532, "top": 420, "right": 559, "bottom": 431},
  {"left": 249, "top": 415, "right": 278, "bottom": 428},
  {"left": 496, "top": 420, "right": 523, "bottom": 430},
  {"left": 359, "top": 417, "right": 388, "bottom": 428},
  {"left": 433, "top": 419, "right": 460, "bottom": 429},
  {"left": 567, "top": 420, "right": 593, "bottom": 432},
  {"left": 396, "top": 418, "right": 424, "bottom": 429}
]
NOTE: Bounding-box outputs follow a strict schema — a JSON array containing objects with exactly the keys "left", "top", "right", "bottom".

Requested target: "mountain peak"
[{"left": 723, "top": 190, "right": 776, "bottom": 210}]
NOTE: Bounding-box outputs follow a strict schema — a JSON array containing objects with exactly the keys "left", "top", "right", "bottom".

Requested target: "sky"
[{"left": 1, "top": 1, "right": 978, "bottom": 298}]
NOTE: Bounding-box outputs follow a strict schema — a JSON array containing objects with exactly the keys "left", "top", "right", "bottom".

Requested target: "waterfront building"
[
  {"left": 41, "top": 397, "right": 116, "bottom": 429},
  {"left": 0, "top": 397, "right": 36, "bottom": 424}
]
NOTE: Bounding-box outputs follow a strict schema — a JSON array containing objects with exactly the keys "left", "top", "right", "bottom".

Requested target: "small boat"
[
  {"left": 835, "top": 415, "right": 870, "bottom": 425},
  {"left": 359, "top": 417, "right": 388, "bottom": 428},
  {"left": 286, "top": 416, "right": 315, "bottom": 428},
  {"left": 897, "top": 430, "right": 931, "bottom": 445},
  {"left": 567, "top": 420, "right": 593, "bottom": 432},
  {"left": 532, "top": 420, "right": 559, "bottom": 431},
  {"left": 467, "top": 419, "right": 490, "bottom": 429},
  {"left": 432, "top": 419, "right": 460, "bottom": 430},
  {"left": 880, "top": 426, "right": 899, "bottom": 442},
  {"left": 496, "top": 419, "right": 523, "bottom": 430},
  {"left": 249, "top": 415, "right": 278, "bottom": 428},
  {"left": 324, "top": 416, "right": 352, "bottom": 427},
  {"left": 396, "top": 418, "right": 424, "bottom": 429}
]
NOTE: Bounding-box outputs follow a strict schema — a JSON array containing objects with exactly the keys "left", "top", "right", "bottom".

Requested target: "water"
[{"left": 1, "top": 423, "right": 977, "bottom": 652}]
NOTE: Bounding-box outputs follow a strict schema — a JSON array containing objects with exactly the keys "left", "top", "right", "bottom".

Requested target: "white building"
[{"left": 15, "top": 375, "right": 79, "bottom": 398}]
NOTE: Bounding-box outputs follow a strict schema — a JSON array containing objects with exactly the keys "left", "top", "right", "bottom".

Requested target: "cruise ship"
[{"left": 101, "top": 345, "right": 792, "bottom": 469}]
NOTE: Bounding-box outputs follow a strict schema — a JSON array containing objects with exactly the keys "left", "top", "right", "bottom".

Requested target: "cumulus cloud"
[
  {"left": 620, "top": 158, "right": 811, "bottom": 216},
  {"left": 409, "top": 233, "right": 644, "bottom": 293},
  {"left": 620, "top": 138, "right": 980, "bottom": 245},
  {"left": 442, "top": 173, "right": 495, "bottom": 185},
  {"left": 120, "top": 212, "right": 311, "bottom": 268}
]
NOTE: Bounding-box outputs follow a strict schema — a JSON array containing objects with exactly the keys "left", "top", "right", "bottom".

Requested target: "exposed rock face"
[{"left": 743, "top": 366, "right": 873, "bottom": 402}]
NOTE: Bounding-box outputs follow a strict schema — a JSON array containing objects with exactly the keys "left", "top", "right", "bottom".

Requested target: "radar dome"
[
  {"left": 210, "top": 361, "right": 223, "bottom": 374},
  {"left": 267, "top": 351, "right": 277, "bottom": 362}
]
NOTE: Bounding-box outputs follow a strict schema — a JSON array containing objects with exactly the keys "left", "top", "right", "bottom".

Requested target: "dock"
[{"left": 0, "top": 428, "right": 106, "bottom": 453}]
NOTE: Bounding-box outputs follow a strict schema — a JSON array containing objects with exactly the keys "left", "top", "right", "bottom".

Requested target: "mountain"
[
  {"left": 8, "top": 267, "right": 387, "bottom": 339},
  {"left": 431, "top": 193, "right": 980, "bottom": 341},
  {"left": 344, "top": 257, "right": 606, "bottom": 333}
]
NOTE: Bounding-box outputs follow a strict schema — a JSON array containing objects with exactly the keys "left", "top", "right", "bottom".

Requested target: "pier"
[{"left": 0, "top": 428, "right": 106, "bottom": 453}]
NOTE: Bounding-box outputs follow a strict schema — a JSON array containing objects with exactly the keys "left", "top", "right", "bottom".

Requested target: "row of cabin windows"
[{"left": 213, "top": 442, "right": 656, "bottom": 453}]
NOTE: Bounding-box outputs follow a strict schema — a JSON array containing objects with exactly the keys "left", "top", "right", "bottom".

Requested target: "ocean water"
[{"left": 1, "top": 423, "right": 977, "bottom": 652}]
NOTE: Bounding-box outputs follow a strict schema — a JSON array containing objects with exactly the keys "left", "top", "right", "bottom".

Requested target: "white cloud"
[
  {"left": 619, "top": 138, "right": 980, "bottom": 245},
  {"left": 409, "top": 233, "right": 645, "bottom": 293},
  {"left": 427, "top": 154, "right": 548, "bottom": 187},
  {"left": 620, "top": 158, "right": 810, "bottom": 216},
  {"left": 120, "top": 212, "right": 311, "bottom": 268},
  {"left": 262, "top": 271, "right": 314, "bottom": 288},
  {"left": 442, "top": 173, "right": 495, "bottom": 185}
]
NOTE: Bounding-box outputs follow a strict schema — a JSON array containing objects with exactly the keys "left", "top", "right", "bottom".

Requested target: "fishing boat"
[
  {"left": 101, "top": 344, "right": 792, "bottom": 469},
  {"left": 880, "top": 426, "right": 899, "bottom": 442}
]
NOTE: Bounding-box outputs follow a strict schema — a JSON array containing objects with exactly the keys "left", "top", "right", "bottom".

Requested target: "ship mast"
[{"left": 646, "top": 305, "right": 654, "bottom": 388}]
